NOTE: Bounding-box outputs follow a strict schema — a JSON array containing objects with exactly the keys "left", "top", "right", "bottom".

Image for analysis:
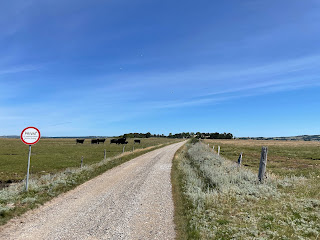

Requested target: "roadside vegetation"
[
  {"left": 0, "top": 138, "right": 180, "bottom": 225},
  {"left": 172, "top": 141, "right": 320, "bottom": 239}
]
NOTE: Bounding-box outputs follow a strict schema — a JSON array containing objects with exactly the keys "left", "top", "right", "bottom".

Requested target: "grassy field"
[
  {"left": 0, "top": 137, "right": 181, "bottom": 225},
  {"left": 0, "top": 137, "right": 177, "bottom": 183},
  {"left": 203, "top": 139, "right": 320, "bottom": 178},
  {"left": 172, "top": 140, "right": 320, "bottom": 239}
]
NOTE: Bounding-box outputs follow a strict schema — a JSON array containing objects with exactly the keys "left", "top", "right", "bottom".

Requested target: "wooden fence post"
[
  {"left": 238, "top": 152, "right": 243, "bottom": 166},
  {"left": 218, "top": 146, "right": 220, "bottom": 155},
  {"left": 133, "top": 146, "right": 134, "bottom": 152},
  {"left": 81, "top": 156, "right": 84, "bottom": 168},
  {"left": 104, "top": 149, "right": 106, "bottom": 160},
  {"left": 258, "top": 147, "right": 268, "bottom": 182},
  {"left": 212, "top": 146, "right": 215, "bottom": 151},
  {"left": 123, "top": 145, "right": 125, "bottom": 153}
]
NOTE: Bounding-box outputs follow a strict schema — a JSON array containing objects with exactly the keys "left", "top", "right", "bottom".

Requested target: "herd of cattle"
[{"left": 76, "top": 137, "right": 141, "bottom": 145}]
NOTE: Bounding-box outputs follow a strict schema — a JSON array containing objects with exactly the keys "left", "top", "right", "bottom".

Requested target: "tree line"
[
  {"left": 168, "top": 132, "right": 233, "bottom": 139},
  {"left": 122, "top": 132, "right": 233, "bottom": 139}
]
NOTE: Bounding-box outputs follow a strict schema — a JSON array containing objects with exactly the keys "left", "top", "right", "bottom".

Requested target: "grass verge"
[
  {"left": 0, "top": 141, "right": 180, "bottom": 226},
  {"left": 172, "top": 143, "right": 194, "bottom": 240}
]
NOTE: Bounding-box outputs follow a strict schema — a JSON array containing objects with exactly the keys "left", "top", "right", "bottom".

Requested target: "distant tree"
[
  {"left": 196, "top": 132, "right": 201, "bottom": 139},
  {"left": 226, "top": 133, "right": 233, "bottom": 139}
]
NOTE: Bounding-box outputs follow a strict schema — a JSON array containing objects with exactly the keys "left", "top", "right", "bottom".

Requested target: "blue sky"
[{"left": 1, "top": 0, "right": 320, "bottom": 137}]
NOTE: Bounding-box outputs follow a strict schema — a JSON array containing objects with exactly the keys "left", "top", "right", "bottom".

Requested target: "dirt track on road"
[{"left": 0, "top": 141, "right": 186, "bottom": 240}]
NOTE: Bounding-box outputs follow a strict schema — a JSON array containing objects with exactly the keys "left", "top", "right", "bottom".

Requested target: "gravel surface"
[{"left": 0, "top": 141, "right": 185, "bottom": 240}]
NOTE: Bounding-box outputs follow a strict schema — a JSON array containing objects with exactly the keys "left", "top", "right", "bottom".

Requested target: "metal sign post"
[
  {"left": 26, "top": 145, "right": 32, "bottom": 191},
  {"left": 21, "top": 127, "right": 41, "bottom": 191}
]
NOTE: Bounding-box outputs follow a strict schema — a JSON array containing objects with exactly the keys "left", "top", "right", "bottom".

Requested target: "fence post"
[
  {"left": 81, "top": 156, "right": 84, "bottom": 168},
  {"left": 133, "top": 146, "right": 134, "bottom": 152},
  {"left": 238, "top": 152, "right": 243, "bottom": 166},
  {"left": 123, "top": 145, "right": 125, "bottom": 153},
  {"left": 218, "top": 146, "right": 220, "bottom": 155},
  {"left": 212, "top": 146, "right": 214, "bottom": 151},
  {"left": 208, "top": 143, "right": 209, "bottom": 147},
  {"left": 104, "top": 149, "right": 106, "bottom": 160},
  {"left": 258, "top": 147, "right": 268, "bottom": 182}
]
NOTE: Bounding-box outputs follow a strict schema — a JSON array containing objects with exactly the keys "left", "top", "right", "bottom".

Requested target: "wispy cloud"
[
  {"left": 76, "top": 54, "right": 320, "bottom": 110},
  {"left": 2, "top": 53, "right": 318, "bottom": 116},
  {"left": 0, "top": 64, "right": 41, "bottom": 76}
]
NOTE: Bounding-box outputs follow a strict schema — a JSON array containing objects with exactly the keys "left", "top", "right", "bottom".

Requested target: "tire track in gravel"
[{"left": 0, "top": 141, "right": 186, "bottom": 240}]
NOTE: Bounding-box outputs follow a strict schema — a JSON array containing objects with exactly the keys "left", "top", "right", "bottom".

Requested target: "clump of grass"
[
  {"left": 190, "top": 137, "right": 199, "bottom": 144},
  {"left": 21, "top": 197, "right": 37, "bottom": 204},
  {"left": 0, "top": 205, "right": 10, "bottom": 217},
  {"left": 174, "top": 142, "right": 320, "bottom": 239}
]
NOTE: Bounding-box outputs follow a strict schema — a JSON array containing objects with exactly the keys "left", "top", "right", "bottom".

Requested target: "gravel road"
[{"left": 0, "top": 141, "right": 186, "bottom": 240}]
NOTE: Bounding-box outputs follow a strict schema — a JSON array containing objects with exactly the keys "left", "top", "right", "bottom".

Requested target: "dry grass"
[{"left": 203, "top": 139, "right": 320, "bottom": 178}]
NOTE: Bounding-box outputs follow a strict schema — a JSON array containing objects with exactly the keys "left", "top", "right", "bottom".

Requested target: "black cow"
[
  {"left": 110, "top": 137, "right": 127, "bottom": 144},
  {"left": 110, "top": 139, "right": 118, "bottom": 144},
  {"left": 76, "top": 139, "right": 85, "bottom": 144},
  {"left": 91, "top": 139, "right": 98, "bottom": 144},
  {"left": 97, "top": 138, "right": 106, "bottom": 144},
  {"left": 134, "top": 140, "right": 141, "bottom": 144},
  {"left": 117, "top": 137, "right": 127, "bottom": 144}
]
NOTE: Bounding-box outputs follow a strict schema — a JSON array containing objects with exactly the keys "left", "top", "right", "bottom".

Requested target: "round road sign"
[{"left": 21, "top": 127, "right": 41, "bottom": 145}]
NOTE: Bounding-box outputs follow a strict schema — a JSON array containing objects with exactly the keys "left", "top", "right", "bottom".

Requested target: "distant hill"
[
  {"left": 238, "top": 135, "right": 320, "bottom": 141},
  {"left": 0, "top": 135, "right": 20, "bottom": 138}
]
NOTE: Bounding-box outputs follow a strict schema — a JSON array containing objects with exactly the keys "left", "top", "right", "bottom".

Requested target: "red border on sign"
[{"left": 21, "top": 127, "right": 41, "bottom": 145}]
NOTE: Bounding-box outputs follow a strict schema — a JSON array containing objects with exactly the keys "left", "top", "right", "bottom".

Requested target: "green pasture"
[{"left": 0, "top": 138, "right": 177, "bottom": 182}]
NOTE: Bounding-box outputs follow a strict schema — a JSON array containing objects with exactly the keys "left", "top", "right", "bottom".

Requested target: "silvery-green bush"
[
  {"left": 21, "top": 197, "right": 37, "bottom": 204},
  {"left": 185, "top": 143, "right": 280, "bottom": 203}
]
